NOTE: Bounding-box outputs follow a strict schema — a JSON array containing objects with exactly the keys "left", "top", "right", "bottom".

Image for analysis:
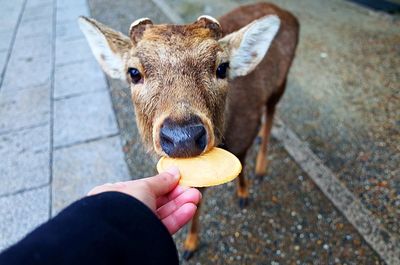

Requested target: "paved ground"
[
  {"left": 0, "top": 0, "right": 129, "bottom": 250},
  {"left": 0, "top": 0, "right": 399, "bottom": 264}
]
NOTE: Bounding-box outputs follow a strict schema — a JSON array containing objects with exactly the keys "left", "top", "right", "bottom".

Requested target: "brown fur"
[{"left": 129, "top": 22, "right": 228, "bottom": 156}]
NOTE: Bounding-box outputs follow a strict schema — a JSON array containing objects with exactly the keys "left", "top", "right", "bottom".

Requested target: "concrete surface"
[
  {"left": 52, "top": 136, "right": 129, "bottom": 214},
  {"left": 0, "top": 186, "right": 49, "bottom": 251},
  {"left": 0, "top": 84, "right": 50, "bottom": 133},
  {"left": 0, "top": 125, "right": 50, "bottom": 196},
  {"left": 0, "top": 0, "right": 130, "bottom": 251},
  {"left": 54, "top": 60, "right": 106, "bottom": 99},
  {"left": 53, "top": 90, "right": 118, "bottom": 147}
]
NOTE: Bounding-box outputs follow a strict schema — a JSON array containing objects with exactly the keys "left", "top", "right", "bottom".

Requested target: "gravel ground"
[
  {"left": 167, "top": 0, "right": 400, "bottom": 247},
  {"left": 86, "top": 0, "right": 394, "bottom": 263},
  {"left": 174, "top": 138, "right": 383, "bottom": 264},
  {"left": 260, "top": 0, "right": 400, "bottom": 238}
]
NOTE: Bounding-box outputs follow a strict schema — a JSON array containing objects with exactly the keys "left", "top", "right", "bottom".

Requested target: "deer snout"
[{"left": 160, "top": 116, "right": 207, "bottom": 158}]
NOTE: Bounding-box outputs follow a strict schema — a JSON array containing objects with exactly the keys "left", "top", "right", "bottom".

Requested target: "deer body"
[
  {"left": 182, "top": 4, "right": 299, "bottom": 258},
  {"left": 220, "top": 4, "right": 298, "bottom": 156},
  {"left": 79, "top": 2, "right": 299, "bottom": 259}
]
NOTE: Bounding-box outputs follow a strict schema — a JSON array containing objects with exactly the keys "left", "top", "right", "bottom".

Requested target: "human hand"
[{"left": 87, "top": 167, "right": 201, "bottom": 234}]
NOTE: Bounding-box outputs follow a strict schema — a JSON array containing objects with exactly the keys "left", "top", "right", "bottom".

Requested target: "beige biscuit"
[{"left": 157, "top": 147, "right": 242, "bottom": 187}]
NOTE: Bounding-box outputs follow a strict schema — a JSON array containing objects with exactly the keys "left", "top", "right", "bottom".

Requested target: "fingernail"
[
  {"left": 192, "top": 188, "right": 202, "bottom": 200},
  {"left": 165, "top": 166, "right": 180, "bottom": 179}
]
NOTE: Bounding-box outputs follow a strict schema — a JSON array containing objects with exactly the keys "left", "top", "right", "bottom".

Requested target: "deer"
[{"left": 79, "top": 2, "right": 299, "bottom": 259}]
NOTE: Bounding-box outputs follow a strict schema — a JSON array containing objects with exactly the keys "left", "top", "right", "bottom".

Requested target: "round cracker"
[{"left": 157, "top": 147, "right": 242, "bottom": 187}]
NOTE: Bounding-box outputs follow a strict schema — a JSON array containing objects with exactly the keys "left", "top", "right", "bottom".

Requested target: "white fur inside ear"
[
  {"left": 229, "top": 15, "right": 280, "bottom": 78},
  {"left": 78, "top": 17, "right": 125, "bottom": 79},
  {"left": 197, "top": 15, "right": 220, "bottom": 26}
]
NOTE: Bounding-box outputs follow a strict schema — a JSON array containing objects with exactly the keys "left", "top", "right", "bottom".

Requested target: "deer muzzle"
[{"left": 159, "top": 115, "right": 207, "bottom": 158}]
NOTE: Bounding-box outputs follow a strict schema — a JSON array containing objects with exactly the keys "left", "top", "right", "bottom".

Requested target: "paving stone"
[
  {"left": 2, "top": 46, "right": 52, "bottom": 91},
  {"left": 17, "top": 14, "right": 53, "bottom": 39},
  {"left": 12, "top": 34, "right": 52, "bottom": 60},
  {"left": 0, "top": 0, "right": 24, "bottom": 31},
  {"left": 0, "top": 0, "right": 25, "bottom": 11},
  {"left": 0, "top": 30, "right": 14, "bottom": 51},
  {"left": 25, "top": 0, "right": 52, "bottom": 8},
  {"left": 0, "top": 51, "right": 7, "bottom": 78},
  {"left": 56, "top": 19, "right": 84, "bottom": 41},
  {"left": 2, "top": 34, "right": 53, "bottom": 91},
  {"left": 56, "top": 3, "right": 89, "bottom": 24},
  {"left": 0, "top": 19, "right": 19, "bottom": 32},
  {"left": 52, "top": 136, "right": 130, "bottom": 214},
  {"left": 53, "top": 90, "right": 118, "bottom": 147},
  {"left": 0, "top": 186, "right": 49, "bottom": 251},
  {"left": 0, "top": 17, "right": 19, "bottom": 32},
  {"left": 55, "top": 38, "right": 93, "bottom": 66},
  {"left": 22, "top": 1, "right": 53, "bottom": 22},
  {"left": 56, "top": 0, "right": 88, "bottom": 10},
  {"left": 0, "top": 85, "right": 50, "bottom": 133},
  {"left": 0, "top": 3, "right": 53, "bottom": 89},
  {"left": 54, "top": 59, "right": 107, "bottom": 99},
  {"left": 0, "top": 125, "right": 50, "bottom": 196}
]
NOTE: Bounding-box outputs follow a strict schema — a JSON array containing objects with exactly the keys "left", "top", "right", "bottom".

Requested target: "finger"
[
  {"left": 143, "top": 167, "right": 180, "bottom": 197},
  {"left": 156, "top": 188, "right": 201, "bottom": 219},
  {"left": 162, "top": 203, "right": 197, "bottom": 235},
  {"left": 156, "top": 185, "right": 190, "bottom": 208}
]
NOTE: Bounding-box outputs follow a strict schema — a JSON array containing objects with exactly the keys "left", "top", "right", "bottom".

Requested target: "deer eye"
[
  {"left": 127, "top": 68, "right": 142, "bottom": 84},
  {"left": 216, "top": 62, "right": 229, "bottom": 79}
]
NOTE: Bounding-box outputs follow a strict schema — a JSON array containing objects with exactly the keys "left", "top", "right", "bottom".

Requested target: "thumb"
[{"left": 144, "top": 167, "right": 180, "bottom": 197}]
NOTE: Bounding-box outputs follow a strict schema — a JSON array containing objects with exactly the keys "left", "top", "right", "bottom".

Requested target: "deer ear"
[
  {"left": 78, "top": 16, "right": 131, "bottom": 79},
  {"left": 129, "top": 18, "right": 153, "bottom": 43},
  {"left": 219, "top": 15, "right": 280, "bottom": 79}
]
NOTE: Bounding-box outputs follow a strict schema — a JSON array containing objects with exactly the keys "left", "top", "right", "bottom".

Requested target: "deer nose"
[{"left": 160, "top": 117, "right": 207, "bottom": 158}]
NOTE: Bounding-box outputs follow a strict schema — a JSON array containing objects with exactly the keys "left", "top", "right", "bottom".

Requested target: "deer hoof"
[
  {"left": 182, "top": 250, "right": 194, "bottom": 260},
  {"left": 255, "top": 172, "right": 265, "bottom": 179},
  {"left": 238, "top": 197, "right": 249, "bottom": 208}
]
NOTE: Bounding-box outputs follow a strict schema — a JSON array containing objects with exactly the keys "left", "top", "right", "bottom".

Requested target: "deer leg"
[
  {"left": 183, "top": 188, "right": 205, "bottom": 260},
  {"left": 255, "top": 104, "right": 276, "bottom": 177},
  {"left": 255, "top": 78, "right": 287, "bottom": 178},
  {"left": 236, "top": 152, "right": 249, "bottom": 208},
  {"left": 257, "top": 106, "right": 266, "bottom": 140}
]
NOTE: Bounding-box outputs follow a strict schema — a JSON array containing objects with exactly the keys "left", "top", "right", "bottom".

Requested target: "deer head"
[{"left": 78, "top": 15, "right": 280, "bottom": 158}]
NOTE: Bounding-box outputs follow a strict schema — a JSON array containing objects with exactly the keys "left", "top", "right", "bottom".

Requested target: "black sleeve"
[{"left": 0, "top": 192, "right": 179, "bottom": 265}]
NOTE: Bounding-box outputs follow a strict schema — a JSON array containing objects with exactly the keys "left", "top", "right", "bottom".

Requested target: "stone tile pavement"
[{"left": 0, "top": 0, "right": 130, "bottom": 250}]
